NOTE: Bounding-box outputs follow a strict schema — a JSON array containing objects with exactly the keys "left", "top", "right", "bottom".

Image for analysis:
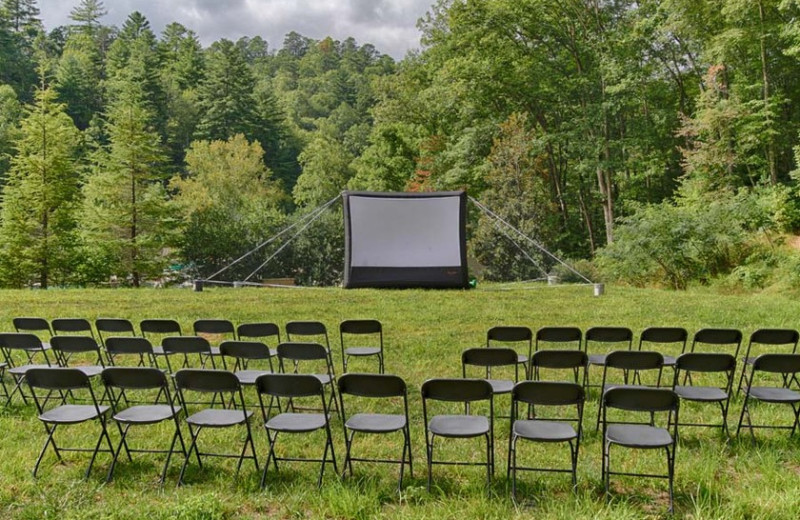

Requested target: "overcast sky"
[{"left": 38, "top": 0, "right": 434, "bottom": 59}]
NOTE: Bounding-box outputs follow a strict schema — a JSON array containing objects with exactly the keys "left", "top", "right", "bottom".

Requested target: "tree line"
[{"left": 2, "top": 0, "right": 800, "bottom": 289}]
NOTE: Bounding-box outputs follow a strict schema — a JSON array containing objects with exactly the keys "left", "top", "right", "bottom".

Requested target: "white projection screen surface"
[{"left": 343, "top": 191, "right": 468, "bottom": 288}]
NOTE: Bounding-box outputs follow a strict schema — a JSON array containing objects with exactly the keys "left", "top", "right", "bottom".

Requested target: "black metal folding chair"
[
  {"left": 174, "top": 369, "right": 259, "bottom": 484},
  {"left": 462, "top": 347, "right": 518, "bottom": 412},
  {"left": 105, "top": 336, "right": 160, "bottom": 368},
  {"left": 672, "top": 352, "right": 736, "bottom": 437},
  {"left": 162, "top": 336, "right": 216, "bottom": 372},
  {"left": 237, "top": 322, "right": 281, "bottom": 358},
  {"left": 102, "top": 367, "right": 187, "bottom": 484},
  {"left": 601, "top": 387, "right": 679, "bottom": 514},
  {"left": 338, "top": 373, "right": 412, "bottom": 490},
  {"left": 508, "top": 381, "right": 584, "bottom": 500},
  {"left": 584, "top": 327, "right": 633, "bottom": 390},
  {"left": 1, "top": 332, "right": 53, "bottom": 406},
  {"left": 219, "top": 340, "right": 275, "bottom": 388},
  {"left": 421, "top": 378, "right": 494, "bottom": 494},
  {"left": 339, "top": 319, "right": 384, "bottom": 374},
  {"left": 256, "top": 373, "right": 338, "bottom": 488},
  {"left": 286, "top": 321, "right": 336, "bottom": 377},
  {"left": 736, "top": 353, "right": 800, "bottom": 442},
  {"left": 193, "top": 319, "right": 236, "bottom": 362},
  {"left": 638, "top": 327, "right": 688, "bottom": 371},
  {"left": 530, "top": 349, "right": 588, "bottom": 386},
  {"left": 736, "top": 329, "right": 799, "bottom": 395},
  {"left": 95, "top": 318, "right": 136, "bottom": 352},
  {"left": 140, "top": 319, "right": 182, "bottom": 359},
  {"left": 25, "top": 367, "right": 114, "bottom": 478},
  {"left": 277, "top": 342, "right": 340, "bottom": 420},
  {"left": 535, "top": 327, "right": 582, "bottom": 351},
  {"left": 596, "top": 350, "right": 664, "bottom": 431},
  {"left": 487, "top": 326, "right": 532, "bottom": 378},
  {"left": 13, "top": 317, "right": 53, "bottom": 351},
  {"left": 50, "top": 336, "right": 106, "bottom": 379},
  {"left": 51, "top": 318, "right": 95, "bottom": 339}
]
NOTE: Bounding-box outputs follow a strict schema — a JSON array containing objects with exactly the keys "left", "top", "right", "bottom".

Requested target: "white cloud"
[{"left": 38, "top": 0, "right": 434, "bottom": 59}]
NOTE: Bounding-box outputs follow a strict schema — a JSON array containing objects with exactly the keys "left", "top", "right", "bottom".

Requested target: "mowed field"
[{"left": 1, "top": 284, "right": 799, "bottom": 519}]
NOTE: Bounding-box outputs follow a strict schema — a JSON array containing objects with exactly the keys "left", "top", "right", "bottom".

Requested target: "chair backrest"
[
  {"left": 512, "top": 380, "right": 584, "bottom": 407},
  {"left": 337, "top": 373, "right": 406, "bottom": 398},
  {"left": 105, "top": 336, "right": 155, "bottom": 356},
  {"left": 140, "top": 319, "right": 182, "bottom": 336},
  {"left": 535, "top": 326, "right": 582, "bottom": 350},
  {"left": 752, "top": 353, "right": 800, "bottom": 374},
  {"left": 102, "top": 366, "right": 169, "bottom": 390},
  {"left": 51, "top": 318, "right": 94, "bottom": 336},
  {"left": 675, "top": 352, "right": 736, "bottom": 373},
  {"left": 220, "top": 340, "right": 272, "bottom": 361},
  {"left": 531, "top": 349, "right": 588, "bottom": 370},
  {"left": 96, "top": 318, "right": 135, "bottom": 334},
  {"left": 340, "top": 319, "right": 382, "bottom": 335},
  {"left": 13, "top": 317, "right": 52, "bottom": 336},
  {"left": 744, "top": 329, "right": 799, "bottom": 361},
  {"left": 26, "top": 367, "right": 90, "bottom": 391},
  {"left": 603, "top": 386, "right": 679, "bottom": 413},
  {"left": 255, "top": 373, "right": 323, "bottom": 398},
  {"left": 487, "top": 325, "right": 532, "bottom": 345},
  {"left": 585, "top": 327, "right": 633, "bottom": 354},
  {"left": 237, "top": 322, "right": 281, "bottom": 343},
  {"left": 691, "top": 328, "right": 742, "bottom": 357},
  {"left": 0, "top": 332, "right": 48, "bottom": 352},
  {"left": 50, "top": 335, "right": 101, "bottom": 354},
  {"left": 462, "top": 347, "right": 519, "bottom": 368},
  {"left": 605, "top": 350, "right": 664, "bottom": 371},
  {"left": 286, "top": 321, "right": 327, "bottom": 336},
  {"left": 162, "top": 336, "right": 211, "bottom": 355},
  {"left": 639, "top": 327, "right": 688, "bottom": 351},
  {"left": 277, "top": 341, "right": 328, "bottom": 362},
  {"left": 174, "top": 369, "right": 240, "bottom": 393},
  {"left": 421, "top": 378, "right": 493, "bottom": 403},
  {"left": 193, "top": 319, "right": 236, "bottom": 337}
]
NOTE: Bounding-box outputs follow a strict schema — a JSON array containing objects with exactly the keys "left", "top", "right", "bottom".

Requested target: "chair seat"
[
  {"left": 207, "top": 346, "right": 221, "bottom": 356},
  {"left": 40, "top": 404, "right": 110, "bottom": 424},
  {"left": 152, "top": 346, "right": 170, "bottom": 356},
  {"left": 744, "top": 356, "right": 755, "bottom": 365},
  {"left": 314, "top": 374, "right": 332, "bottom": 385},
  {"left": 186, "top": 409, "right": 252, "bottom": 427},
  {"left": 662, "top": 355, "right": 676, "bottom": 366},
  {"left": 606, "top": 424, "right": 672, "bottom": 448},
  {"left": 266, "top": 412, "right": 327, "bottom": 432},
  {"left": 588, "top": 354, "right": 607, "bottom": 366},
  {"left": 674, "top": 385, "right": 728, "bottom": 402},
  {"left": 344, "top": 347, "right": 381, "bottom": 357},
  {"left": 517, "top": 354, "right": 528, "bottom": 365},
  {"left": 73, "top": 365, "right": 104, "bottom": 377},
  {"left": 513, "top": 419, "right": 577, "bottom": 442},
  {"left": 235, "top": 369, "right": 272, "bottom": 385},
  {"left": 345, "top": 413, "right": 406, "bottom": 433},
  {"left": 114, "top": 404, "right": 180, "bottom": 424},
  {"left": 8, "top": 363, "right": 51, "bottom": 376},
  {"left": 488, "top": 379, "right": 514, "bottom": 394},
  {"left": 429, "top": 414, "right": 490, "bottom": 437},
  {"left": 749, "top": 386, "right": 800, "bottom": 403},
  {"left": 269, "top": 348, "right": 278, "bottom": 358}
]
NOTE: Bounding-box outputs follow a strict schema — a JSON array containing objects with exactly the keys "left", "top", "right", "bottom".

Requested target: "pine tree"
[
  {"left": 0, "top": 76, "right": 81, "bottom": 288},
  {"left": 81, "top": 80, "right": 172, "bottom": 287}
]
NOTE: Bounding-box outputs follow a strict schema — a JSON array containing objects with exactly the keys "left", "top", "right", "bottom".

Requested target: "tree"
[
  {"left": 69, "top": 0, "right": 106, "bottom": 34},
  {"left": 55, "top": 31, "right": 103, "bottom": 129},
  {"left": 293, "top": 135, "right": 354, "bottom": 207},
  {"left": 1, "top": 0, "right": 40, "bottom": 35},
  {"left": 0, "top": 83, "right": 22, "bottom": 183},
  {"left": 81, "top": 81, "right": 172, "bottom": 286},
  {"left": 170, "top": 134, "right": 287, "bottom": 279},
  {"left": 0, "top": 80, "right": 81, "bottom": 288}
]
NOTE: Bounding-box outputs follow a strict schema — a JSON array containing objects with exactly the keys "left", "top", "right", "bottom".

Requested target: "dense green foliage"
[
  {"left": 1, "top": 0, "right": 800, "bottom": 288},
  {"left": 1, "top": 285, "right": 800, "bottom": 519}
]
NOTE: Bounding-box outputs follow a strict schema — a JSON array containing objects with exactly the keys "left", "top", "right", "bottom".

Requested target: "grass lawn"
[{"left": 1, "top": 284, "right": 800, "bottom": 519}]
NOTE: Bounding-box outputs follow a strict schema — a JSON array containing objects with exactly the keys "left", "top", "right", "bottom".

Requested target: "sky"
[{"left": 38, "top": 0, "right": 435, "bottom": 60}]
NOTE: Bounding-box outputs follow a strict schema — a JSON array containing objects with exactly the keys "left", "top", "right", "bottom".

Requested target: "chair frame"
[
  {"left": 102, "top": 367, "right": 187, "bottom": 484},
  {"left": 25, "top": 367, "right": 114, "bottom": 479},
  {"left": 595, "top": 350, "right": 664, "bottom": 431},
  {"left": 339, "top": 319, "right": 384, "bottom": 374},
  {"left": 286, "top": 320, "right": 336, "bottom": 377},
  {"left": 277, "top": 341, "right": 340, "bottom": 420},
  {"left": 256, "top": 373, "right": 338, "bottom": 488},
  {"left": 1, "top": 332, "right": 53, "bottom": 406},
  {"left": 671, "top": 352, "right": 737, "bottom": 437},
  {"left": 421, "top": 378, "right": 495, "bottom": 494},
  {"left": 736, "top": 353, "right": 800, "bottom": 442},
  {"left": 337, "top": 373, "right": 413, "bottom": 490},
  {"left": 237, "top": 322, "right": 282, "bottom": 358},
  {"left": 736, "top": 329, "right": 799, "bottom": 395},
  {"left": 637, "top": 327, "right": 688, "bottom": 370},
  {"left": 601, "top": 387, "right": 679, "bottom": 514},
  {"left": 486, "top": 326, "right": 532, "bottom": 378},
  {"left": 174, "top": 369, "right": 259, "bottom": 484},
  {"left": 584, "top": 327, "right": 633, "bottom": 390},
  {"left": 508, "top": 381, "right": 585, "bottom": 500}
]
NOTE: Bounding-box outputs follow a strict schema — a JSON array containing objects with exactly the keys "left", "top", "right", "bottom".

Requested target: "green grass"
[{"left": 1, "top": 284, "right": 800, "bottom": 519}]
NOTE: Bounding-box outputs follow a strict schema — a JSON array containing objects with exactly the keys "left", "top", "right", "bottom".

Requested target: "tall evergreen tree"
[
  {"left": 0, "top": 77, "right": 81, "bottom": 288},
  {"left": 81, "top": 80, "right": 172, "bottom": 287}
]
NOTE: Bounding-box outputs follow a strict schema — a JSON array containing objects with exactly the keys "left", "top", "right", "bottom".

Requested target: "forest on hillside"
[{"left": 2, "top": 0, "right": 800, "bottom": 290}]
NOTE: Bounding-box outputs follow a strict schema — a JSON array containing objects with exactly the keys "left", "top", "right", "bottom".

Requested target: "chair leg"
[
  {"left": 261, "top": 430, "right": 279, "bottom": 490},
  {"left": 106, "top": 424, "right": 131, "bottom": 482},
  {"left": 86, "top": 417, "right": 115, "bottom": 480},
  {"left": 33, "top": 424, "right": 61, "bottom": 477},
  {"left": 509, "top": 435, "right": 517, "bottom": 502},
  {"left": 159, "top": 427, "right": 184, "bottom": 485},
  {"left": 426, "top": 435, "right": 434, "bottom": 492},
  {"left": 179, "top": 425, "right": 202, "bottom": 486},
  {"left": 602, "top": 441, "right": 610, "bottom": 501},
  {"left": 666, "top": 446, "right": 675, "bottom": 514}
]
